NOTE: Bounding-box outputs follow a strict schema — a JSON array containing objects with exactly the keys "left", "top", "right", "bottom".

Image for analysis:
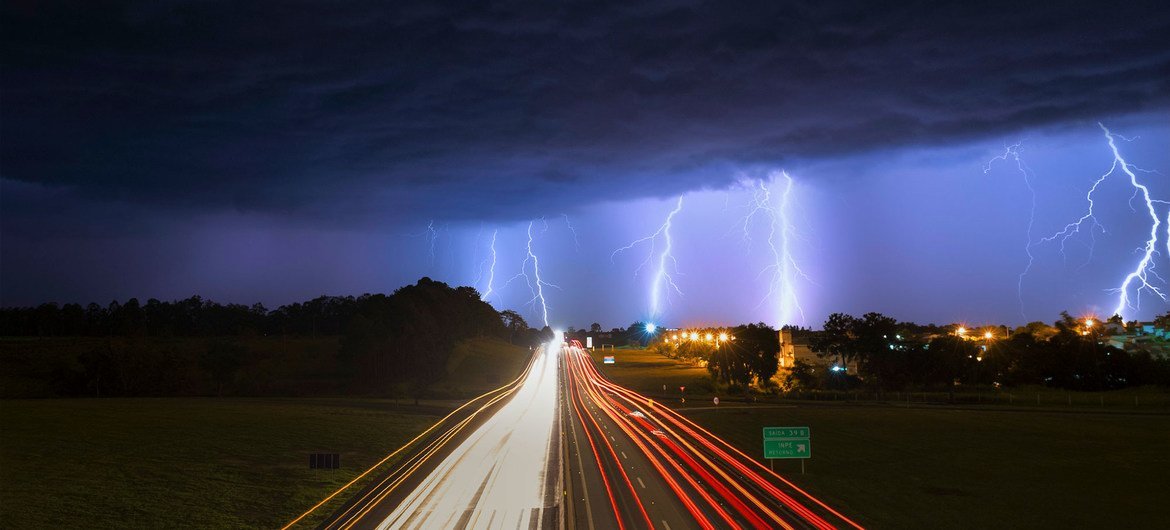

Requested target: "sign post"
[{"left": 763, "top": 427, "right": 810, "bottom": 474}]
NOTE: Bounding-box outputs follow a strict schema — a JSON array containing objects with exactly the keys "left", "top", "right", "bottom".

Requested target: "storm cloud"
[{"left": 4, "top": 0, "right": 1168, "bottom": 226}]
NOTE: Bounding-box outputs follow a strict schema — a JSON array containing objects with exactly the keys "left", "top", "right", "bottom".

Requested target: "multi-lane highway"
[
  {"left": 561, "top": 344, "right": 864, "bottom": 529},
  {"left": 307, "top": 338, "right": 862, "bottom": 529},
  {"left": 375, "top": 339, "right": 561, "bottom": 529}
]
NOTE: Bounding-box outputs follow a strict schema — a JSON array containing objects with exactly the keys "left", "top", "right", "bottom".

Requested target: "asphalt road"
[
  {"left": 314, "top": 341, "right": 863, "bottom": 529},
  {"left": 374, "top": 341, "right": 561, "bottom": 529},
  {"left": 561, "top": 346, "right": 864, "bottom": 530}
]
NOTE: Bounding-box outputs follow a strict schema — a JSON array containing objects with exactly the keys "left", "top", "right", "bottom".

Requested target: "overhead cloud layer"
[{"left": 4, "top": 0, "right": 1168, "bottom": 226}]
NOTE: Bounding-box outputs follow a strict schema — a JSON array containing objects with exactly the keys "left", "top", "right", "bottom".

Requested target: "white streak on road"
[{"left": 378, "top": 340, "right": 561, "bottom": 529}]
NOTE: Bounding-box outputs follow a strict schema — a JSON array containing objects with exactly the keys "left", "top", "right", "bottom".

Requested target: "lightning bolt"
[
  {"left": 611, "top": 196, "right": 684, "bottom": 318},
  {"left": 479, "top": 229, "right": 498, "bottom": 302},
  {"left": 561, "top": 214, "right": 581, "bottom": 252},
  {"left": 991, "top": 124, "right": 1166, "bottom": 320},
  {"left": 739, "top": 172, "right": 810, "bottom": 326},
  {"left": 426, "top": 220, "right": 438, "bottom": 263},
  {"left": 1101, "top": 123, "right": 1165, "bottom": 317},
  {"left": 984, "top": 144, "right": 1040, "bottom": 319},
  {"left": 506, "top": 220, "right": 558, "bottom": 327}
]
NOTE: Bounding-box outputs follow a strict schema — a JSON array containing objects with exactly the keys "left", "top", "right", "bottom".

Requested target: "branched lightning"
[
  {"left": 985, "top": 144, "right": 1040, "bottom": 319},
  {"left": 506, "top": 220, "right": 558, "bottom": 327},
  {"left": 1101, "top": 123, "right": 1165, "bottom": 317},
  {"left": 561, "top": 214, "right": 581, "bottom": 253},
  {"left": 479, "top": 229, "right": 498, "bottom": 301},
  {"left": 426, "top": 220, "right": 438, "bottom": 263},
  {"left": 992, "top": 124, "right": 1167, "bottom": 319},
  {"left": 740, "top": 172, "right": 810, "bottom": 326},
  {"left": 611, "top": 196, "right": 684, "bottom": 318}
]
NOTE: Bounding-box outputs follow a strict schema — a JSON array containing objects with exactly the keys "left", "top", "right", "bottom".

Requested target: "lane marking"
[
  {"left": 621, "top": 451, "right": 627, "bottom": 459},
  {"left": 662, "top": 521, "right": 672, "bottom": 530},
  {"left": 637, "top": 477, "right": 646, "bottom": 489}
]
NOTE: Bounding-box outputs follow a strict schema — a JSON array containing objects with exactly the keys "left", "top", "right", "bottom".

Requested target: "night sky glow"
[{"left": 2, "top": 2, "right": 1169, "bottom": 329}]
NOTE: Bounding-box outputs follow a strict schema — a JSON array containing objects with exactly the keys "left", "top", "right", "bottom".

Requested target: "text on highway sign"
[{"left": 763, "top": 426, "right": 810, "bottom": 459}]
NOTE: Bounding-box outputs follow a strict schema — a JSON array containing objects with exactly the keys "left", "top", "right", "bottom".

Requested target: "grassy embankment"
[
  {"left": 593, "top": 347, "right": 1170, "bottom": 529},
  {"left": 0, "top": 337, "right": 530, "bottom": 529}
]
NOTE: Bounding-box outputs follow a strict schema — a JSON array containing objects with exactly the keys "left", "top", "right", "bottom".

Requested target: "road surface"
[
  {"left": 373, "top": 340, "right": 561, "bottom": 529},
  {"left": 315, "top": 339, "right": 863, "bottom": 529},
  {"left": 560, "top": 345, "right": 864, "bottom": 530}
]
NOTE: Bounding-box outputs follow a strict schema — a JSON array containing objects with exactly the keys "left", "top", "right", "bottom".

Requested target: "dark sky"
[{"left": 3, "top": 1, "right": 1169, "bottom": 328}]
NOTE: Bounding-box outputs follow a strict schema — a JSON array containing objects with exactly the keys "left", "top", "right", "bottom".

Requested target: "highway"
[
  {"left": 310, "top": 338, "right": 862, "bottom": 529},
  {"left": 561, "top": 345, "right": 864, "bottom": 530},
  {"left": 373, "top": 339, "right": 562, "bottom": 529}
]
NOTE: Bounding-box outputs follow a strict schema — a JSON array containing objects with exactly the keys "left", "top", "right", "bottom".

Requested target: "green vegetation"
[
  {"left": 0, "top": 278, "right": 552, "bottom": 399},
  {"left": 0, "top": 337, "right": 531, "bottom": 528},
  {"left": 589, "top": 347, "right": 714, "bottom": 395},
  {"left": 432, "top": 338, "right": 533, "bottom": 397},
  {"left": 595, "top": 346, "right": 1169, "bottom": 528},
  {"left": 0, "top": 398, "right": 438, "bottom": 529},
  {"left": 683, "top": 405, "right": 1168, "bottom": 529}
]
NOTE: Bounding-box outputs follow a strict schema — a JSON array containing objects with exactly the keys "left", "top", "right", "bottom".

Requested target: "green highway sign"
[{"left": 764, "top": 426, "right": 810, "bottom": 459}]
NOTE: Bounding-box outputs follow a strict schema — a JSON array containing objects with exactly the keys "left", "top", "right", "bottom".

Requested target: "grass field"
[
  {"left": 595, "top": 347, "right": 1169, "bottom": 529},
  {"left": 589, "top": 347, "right": 713, "bottom": 396},
  {"left": 0, "top": 398, "right": 438, "bottom": 528},
  {"left": 0, "top": 337, "right": 531, "bottom": 528}
]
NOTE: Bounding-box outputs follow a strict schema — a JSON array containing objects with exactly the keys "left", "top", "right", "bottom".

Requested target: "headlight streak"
[
  {"left": 611, "top": 196, "right": 685, "bottom": 318},
  {"left": 566, "top": 347, "right": 861, "bottom": 529}
]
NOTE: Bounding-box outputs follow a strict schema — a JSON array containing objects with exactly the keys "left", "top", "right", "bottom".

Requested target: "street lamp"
[{"left": 957, "top": 326, "right": 967, "bottom": 337}]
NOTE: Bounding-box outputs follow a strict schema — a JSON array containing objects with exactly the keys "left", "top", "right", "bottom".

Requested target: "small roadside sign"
[
  {"left": 603, "top": 355, "right": 615, "bottom": 364},
  {"left": 713, "top": 397, "right": 720, "bottom": 406},
  {"left": 310, "top": 453, "right": 340, "bottom": 470}
]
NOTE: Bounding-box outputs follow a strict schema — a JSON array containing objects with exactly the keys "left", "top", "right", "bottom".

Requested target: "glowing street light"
[
  {"left": 646, "top": 323, "right": 657, "bottom": 333},
  {"left": 718, "top": 332, "right": 729, "bottom": 342},
  {"left": 983, "top": 331, "right": 993, "bottom": 340},
  {"left": 689, "top": 332, "right": 698, "bottom": 341},
  {"left": 705, "top": 332, "right": 713, "bottom": 342},
  {"left": 957, "top": 327, "right": 967, "bottom": 336}
]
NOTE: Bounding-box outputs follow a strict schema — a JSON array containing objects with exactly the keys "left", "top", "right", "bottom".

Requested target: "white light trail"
[
  {"left": 611, "top": 196, "right": 685, "bottom": 318},
  {"left": 378, "top": 339, "right": 561, "bottom": 529}
]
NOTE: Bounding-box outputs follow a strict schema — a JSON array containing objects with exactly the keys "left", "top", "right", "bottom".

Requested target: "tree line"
[
  {"left": 0, "top": 278, "right": 552, "bottom": 398},
  {"left": 790, "top": 311, "right": 1170, "bottom": 392},
  {"left": 647, "top": 323, "right": 781, "bottom": 391}
]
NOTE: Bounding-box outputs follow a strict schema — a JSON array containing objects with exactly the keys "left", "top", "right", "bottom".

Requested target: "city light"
[
  {"left": 718, "top": 332, "right": 729, "bottom": 342},
  {"left": 957, "top": 327, "right": 967, "bottom": 336},
  {"left": 646, "top": 322, "right": 657, "bottom": 333},
  {"left": 983, "top": 331, "right": 993, "bottom": 340}
]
